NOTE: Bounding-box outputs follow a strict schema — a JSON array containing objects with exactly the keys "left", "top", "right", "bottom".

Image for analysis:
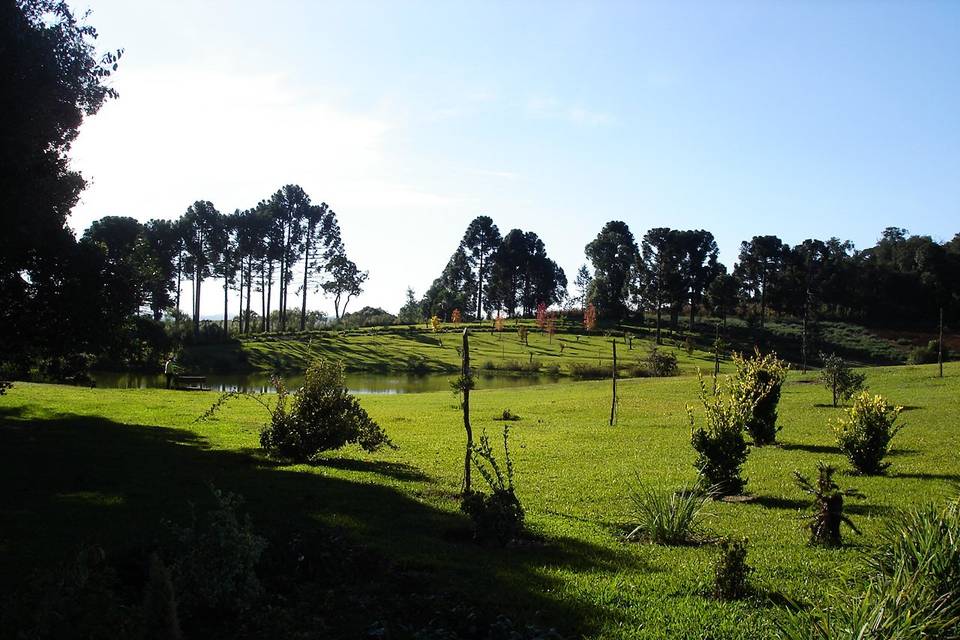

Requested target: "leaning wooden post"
[
  {"left": 461, "top": 328, "right": 473, "bottom": 494},
  {"left": 610, "top": 340, "right": 618, "bottom": 426},
  {"left": 939, "top": 306, "right": 944, "bottom": 379}
]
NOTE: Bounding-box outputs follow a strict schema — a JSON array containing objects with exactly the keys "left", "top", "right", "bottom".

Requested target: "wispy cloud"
[{"left": 525, "top": 96, "right": 614, "bottom": 126}]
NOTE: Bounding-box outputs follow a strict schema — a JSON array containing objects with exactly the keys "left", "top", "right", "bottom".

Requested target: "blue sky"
[{"left": 70, "top": 0, "right": 960, "bottom": 317}]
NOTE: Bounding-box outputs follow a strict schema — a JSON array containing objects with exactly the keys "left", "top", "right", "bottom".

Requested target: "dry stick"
[
  {"left": 939, "top": 306, "right": 944, "bottom": 379},
  {"left": 461, "top": 328, "right": 473, "bottom": 495},
  {"left": 610, "top": 340, "right": 618, "bottom": 426}
]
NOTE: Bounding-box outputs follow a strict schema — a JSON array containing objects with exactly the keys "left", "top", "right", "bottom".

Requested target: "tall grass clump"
[
  {"left": 732, "top": 348, "right": 788, "bottom": 445},
  {"left": 626, "top": 479, "right": 711, "bottom": 545},
  {"left": 832, "top": 391, "right": 903, "bottom": 474},
  {"left": 779, "top": 496, "right": 960, "bottom": 639}
]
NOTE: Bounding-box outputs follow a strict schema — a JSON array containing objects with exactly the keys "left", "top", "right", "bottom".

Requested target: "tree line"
[
  {"left": 82, "top": 185, "right": 366, "bottom": 339},
  {"left": 408, "top": 218, "right": 960, "bottom": 338}
]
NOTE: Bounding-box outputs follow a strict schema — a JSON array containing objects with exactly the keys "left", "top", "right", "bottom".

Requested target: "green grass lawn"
[
  {"left": 179, "top": 316, "right": 920, "bottom": 375},
  {"left": 1, "top": 363, "right": 957, "bottom": 638},
  {"left": 181, "top": 321, "right": 725, "bottom": 376}
]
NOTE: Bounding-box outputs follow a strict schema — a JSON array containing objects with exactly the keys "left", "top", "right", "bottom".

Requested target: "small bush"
[
  {"left": 732, "top": 349, "right": 788, "bottom": 446},
  {"left": 818, "top": 353, "right": 866, "bottom": 407},
  {"left": 169, "top": 486, "right": 267, "bottom": 614},
  {"left": 909, "top": 340, "right": 950, "bottom": 365},
  {"left": 142, "top": 552, "right": 182, "bottom": 640},
  {"left": 460, "top": 426, "right": 524, "bottom": 546},
  {"left": 569, "top": 362, "right": 610, "bottom": 379},
  {"left": 648, "top": 346, "right": 679, "bottom": 377},
  {"left": 0, "top": 380, "right": 11, "bottom": 395},
  {"left": 495, "top": 409, "right": 521, "bottom": 421},
  {"left": 688, "top": 374, "right": 752, "bottom": 496},
  {"left": 713, "top": 537, "right": 752, "bottom": 600},
  {"left": 832, "top": 391, "right": 903, "bottom": 474},
  {"left": 794, "top": 461, "right": 863, "bottom": 546},
  {"left": 259, "top": 360, "right": 394, "bottom": 461},
  {"left": 626, "top": 479, "right": 711, "bottom": 545}
]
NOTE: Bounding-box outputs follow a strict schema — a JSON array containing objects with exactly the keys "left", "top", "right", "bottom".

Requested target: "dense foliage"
[
  {"left": 688, "top": 374, "right": 752, "bottom": 496},
  {"left": 832, "top": 392, "right": 903, "bottom": 474},
  {"left": 732, "top": 349, "right": 788, "bottom": 445},
  {"left": 260, "top": 360, "right": 394, "bottom": 461},
  {"left": 713, "top": 538, "right": 752, "bottom": 601}
]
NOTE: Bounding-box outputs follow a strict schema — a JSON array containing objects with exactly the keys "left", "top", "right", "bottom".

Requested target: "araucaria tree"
[
  {"left": 639, "top": 228, "right": 684, "bottom": 344},
  {"left": 460, "top": 216, "right": 501, "bottom": 319},
  {"left": 734, "top": 235, "right": 786, "bottom": 328},
  {"left": 585, "top": 221, "right": 638, "bottom": 320},
  {"left": 181, "top": 200, "right": 223, "bottom": 338}
]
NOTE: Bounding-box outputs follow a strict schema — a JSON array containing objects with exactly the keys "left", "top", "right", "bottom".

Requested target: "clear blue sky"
[{"left": 70, "top": 0, "right": 960, "bottom": 317}]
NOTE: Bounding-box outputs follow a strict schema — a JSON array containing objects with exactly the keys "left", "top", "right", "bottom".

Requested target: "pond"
[{"left": 90, "top": 371, "right": 564, "bottom": 395}]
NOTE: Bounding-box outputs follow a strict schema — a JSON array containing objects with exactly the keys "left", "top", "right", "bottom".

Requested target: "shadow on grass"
[
  {"left": 0, "top": 404, "right": 626, "bottom": 637},
  {"left": 752, "top": 495, "right": 807, "bottom": 511},
  {"left": 895, "top": 471, "right": 960, "bottom": 482},
  {"left": 779, "top": 442, "right": 838, "bottom": 455}
]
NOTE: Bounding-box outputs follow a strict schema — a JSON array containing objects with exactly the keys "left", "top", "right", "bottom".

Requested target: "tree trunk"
[
  {"left": 939, "top": 306, "right": 944, "bottom": 378},
  {"left": 244, "top": 260, "right": 252, "bottom": 334},
  {"left": 461, "top": 329, "right": 473, "bottom": 495},
  {"left": 300, "top": 233, "right": 310, "bottom": 332},
  {"left": 655, "top": 304, "right": 662, "bottom": 345},
  {"left": 222, "top": 279, "right": 228, "bottom": 338},
  {"left": 609, "top": 341, "right": 617, "bottom": 426},
  {"left": 476, "top": 254, "right": 484, "bottom": 319},
  {"left": 689, "top": 297, "right": 696, "bottom": 331},
  {"left": 266, "top": 263, "right": 273, "bottom": 332}
]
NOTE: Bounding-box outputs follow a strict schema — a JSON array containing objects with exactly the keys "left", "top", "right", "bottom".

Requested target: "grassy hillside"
[
  {"left": 179, "top": 316, "right": 920, "bottom": 375},
  {"left": 2, "top": 363, "right": 957, "bottom": 638}
]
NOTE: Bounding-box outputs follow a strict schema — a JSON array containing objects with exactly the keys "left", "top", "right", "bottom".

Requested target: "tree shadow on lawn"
[
  {"left": 895, "top": 471, "right": 960, "bottom": 482},
  {"left": 0, "top": 406, "right": 631, "bottom": 637},
  {"left": 778, "top": 442, "right": 838, "bottom": 455}
]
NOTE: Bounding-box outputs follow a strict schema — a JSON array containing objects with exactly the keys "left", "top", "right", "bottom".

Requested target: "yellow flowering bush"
[{"left": 833, "top": 391, "right": 904, "bottom": 474}]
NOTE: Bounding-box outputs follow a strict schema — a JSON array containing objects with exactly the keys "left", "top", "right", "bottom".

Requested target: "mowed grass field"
[
  {"left": 183, "top": 321, "right": 724, "bottom": 375},
  {"left": 1, "top": 363, "right": 957, "bottom": 638}
]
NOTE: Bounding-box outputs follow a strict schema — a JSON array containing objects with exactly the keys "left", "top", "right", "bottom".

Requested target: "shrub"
[
  {"left": 869, "top": 497, "right": 960, "bottom": 624},
  {"left": 794, "top": 462, "right": 863, "bottom": 546},
  {"left": 732, "top": 349, "right": 788, "bottom": 446},
  {"left": 909, "top": 340, "right": 950, "bottom": 365},
  {"left": 460, "top": 426, "right": 524, "bottom": 546},
  {"left": 648, "top": 346, "right": 679, "bottom": 377},
  {"left": 569, "top": 362, "right": 609, "bottom": 379},
  {"left": 818, "top": 353, "right": 866, "bottom": 407},
  {"left": 832, "top": 391, "right": 903, "bottom": 474},
  {"left": 0, "top": 380, "right": 11, "bottom": 395},
  {"left": 142, "top": 552, "right": 182, "bottom": 640},
  {"left": 626, "top": 479, "right": 711, "bottom": 545},
  {"left": 4, "top": 544, "right": 133, "bottom": 640},
  {"left": 713, "top": 537, "right": 752, "bottom": 600},
  {"left": 688, "top": 374, "right": 752, "bottom": 496},
  {"left": 495, "top": 409, "right": 520, "bottom": 421},
  {"left": 198, "top": 359, "right": 394, "bottom": 462},
  {"left": 778, "top": 496, "right": 960, "bottom": 639},
  {"left": 169, "top": 486, "right": 267, "bottom": 614}
]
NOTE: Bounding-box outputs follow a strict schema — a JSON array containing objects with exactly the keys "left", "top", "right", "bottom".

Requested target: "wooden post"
[
  {"left": 610, "top": 340, "right": 618, "bottom": 426},
  {"left": 462, "top": 328, "right": 473, "bottom": 494},
  {"left": 939, "top": 306, "right": 944, "bottom": 379},
  {"left": 713, "top": 322, "right": 721, "bottom": 394}
]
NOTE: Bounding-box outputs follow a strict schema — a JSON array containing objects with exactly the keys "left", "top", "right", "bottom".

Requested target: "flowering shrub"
[
  {"left": 833, "top": 391, "right": 903, "bottom": 474},
  {"left": 732, "top": 349, "right": 788, "bottom": 445}
]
